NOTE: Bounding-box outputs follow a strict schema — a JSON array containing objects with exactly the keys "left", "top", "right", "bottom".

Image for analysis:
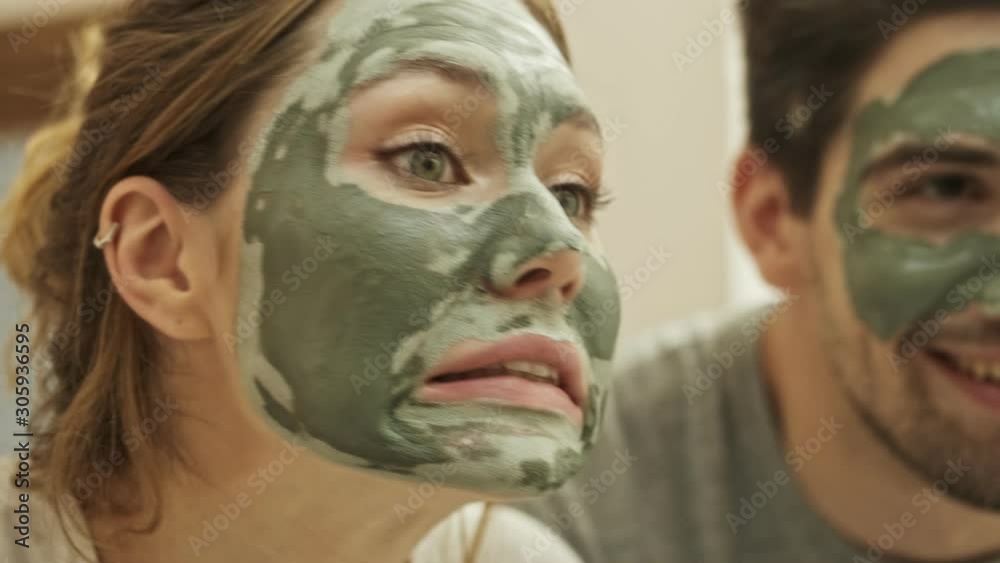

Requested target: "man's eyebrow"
[{"left": 861, "top": 142, "right": 1000, "bottom": 181}]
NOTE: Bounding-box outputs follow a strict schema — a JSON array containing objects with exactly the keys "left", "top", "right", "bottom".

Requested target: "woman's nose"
[{"left": 491, "top": 249, "right": 584, "bottom": 304}]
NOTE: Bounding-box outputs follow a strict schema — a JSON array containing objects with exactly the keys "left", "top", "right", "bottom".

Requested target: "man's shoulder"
[
  {"left": 610, "top": 306, "right": 766, "bottom": 417},
  {"left": 516, "top": 307, "right": 774, "bottom": 562}
]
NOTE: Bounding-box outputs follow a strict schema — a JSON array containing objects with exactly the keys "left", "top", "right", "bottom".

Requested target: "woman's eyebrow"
[
  {"left": 352, "top": 58, "right": 487, "bottom": 94},
  {"left": 563, "top": 110, "right": 602, "bottom": 137},
  {"left": 347, "top": 57, "right": 601, "bottom": 137}
]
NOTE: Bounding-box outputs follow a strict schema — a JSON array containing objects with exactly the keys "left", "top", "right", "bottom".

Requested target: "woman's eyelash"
[
  {"left": 558, "top": 182, "right": 613, "bottom": 208},
  {"left": 377, "top": 140, "right": 455, "bottom": 161},
  {"left": 591, "top": 185, "right": 614, "bottom": 210},
  {"left": 376, "top": 140, "right": 471, "bottom": 186},
  {"left": 374, "top": 137, "right": 613, "bottom": 216},
  {"left": 551, "top": 182, "right": 614, "bottom": 222}
]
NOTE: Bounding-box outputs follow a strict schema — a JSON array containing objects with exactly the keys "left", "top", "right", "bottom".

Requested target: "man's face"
[
  {"left": 232, "top": 0, "right": 620, "bottom": 496},
  {"left": 808, "top": 12, "right": 1000, "bottom": 509}
]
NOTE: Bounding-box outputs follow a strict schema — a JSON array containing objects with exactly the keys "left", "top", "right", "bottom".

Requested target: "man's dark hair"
[{"left": 740, "top": 0, "right": 999, "bottom": 215}]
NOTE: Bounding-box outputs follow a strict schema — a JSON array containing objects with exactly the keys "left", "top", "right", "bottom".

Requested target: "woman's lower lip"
[
  {"left": 416, "top": 375, "right": 583, "bottom": 427},
  {"left": 927, "top": 350, "right": 1000, "bottom": 412}
]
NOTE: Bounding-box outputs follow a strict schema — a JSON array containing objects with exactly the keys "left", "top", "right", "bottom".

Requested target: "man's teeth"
[{"left": 957, "top": 359, "right": 1000, "bottom": 383}]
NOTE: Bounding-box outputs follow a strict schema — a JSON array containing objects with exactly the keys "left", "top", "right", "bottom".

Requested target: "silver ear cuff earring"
[{"left": 93, "top": 222, "right": 121, "bottom": 250}]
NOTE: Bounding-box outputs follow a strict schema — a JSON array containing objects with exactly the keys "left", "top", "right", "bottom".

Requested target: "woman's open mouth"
[{"left": 416, "top": 334, "right": 586, "bottom": 428}]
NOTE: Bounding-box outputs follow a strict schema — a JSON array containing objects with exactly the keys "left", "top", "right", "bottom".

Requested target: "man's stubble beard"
[{"left": 810, "top": 251, "right": 1000, "bottom": 511}]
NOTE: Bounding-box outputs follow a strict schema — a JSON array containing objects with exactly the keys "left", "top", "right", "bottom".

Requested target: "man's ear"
[
  {"left": 731, "top": 147, "right": 809, "bottom": 291},
  {"left": 97, "top": 176, "right": 218, "bottom": 340}
]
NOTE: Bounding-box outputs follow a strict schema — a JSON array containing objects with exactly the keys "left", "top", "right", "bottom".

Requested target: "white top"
[
  {"left": 413, "top": 502, "right": 585, "bottom": 563},
  {"left": 0, "top": 459, "right": 582, "bottom": 563}
]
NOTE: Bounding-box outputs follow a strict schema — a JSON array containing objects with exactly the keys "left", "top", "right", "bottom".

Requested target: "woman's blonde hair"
[{"left": 0, "top": 0, "right": 572, "bottom": 552}]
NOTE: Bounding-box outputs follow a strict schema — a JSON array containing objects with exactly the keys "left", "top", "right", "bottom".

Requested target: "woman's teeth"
[
  {"left": 503, "top": 361, "right": 559, "bottom": 382},
  {"left": 432, "top": 362, "right": 560, "bottom": 384},
  {"left": 956, "top": 359, "right": 1000, "bottom": 384}
]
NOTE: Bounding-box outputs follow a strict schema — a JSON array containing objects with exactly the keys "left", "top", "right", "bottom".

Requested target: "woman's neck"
[{"left": 90, "top": 375, "right": 478, "bottom": 563}]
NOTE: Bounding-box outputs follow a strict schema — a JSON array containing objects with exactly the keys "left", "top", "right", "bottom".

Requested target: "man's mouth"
[
  {"left": 416, "top": 335, "right": 586, "bottom": 428},
  {"left": 929, "top": 349, "right": 1000, "bottom": 386},
  {"left": 952, "top": 357, "right": 1000, "bottom": 385},
  {"left": 926, "top": 346, "right": 1000, "bottom": 410}
]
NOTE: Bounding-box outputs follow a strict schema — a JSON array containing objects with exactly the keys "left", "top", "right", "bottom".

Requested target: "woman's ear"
[
  {"left": 731, "top": 147, "right": 809, "bottom": 291},
  {"left": 97, "top": 176, "right": 219, "bottom": 340}
]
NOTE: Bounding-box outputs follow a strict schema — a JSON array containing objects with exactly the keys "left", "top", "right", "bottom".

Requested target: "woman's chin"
[
  {"left": 409, "top": 450, "right": 585, "bottom": 499},
  {"left": 417, "top": 447, "right": 583, "bottom": 497}
]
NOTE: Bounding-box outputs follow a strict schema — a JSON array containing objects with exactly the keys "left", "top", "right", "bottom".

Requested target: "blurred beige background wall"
[{"left": 561, "top": 0, "right": 734, "bottom": 337}]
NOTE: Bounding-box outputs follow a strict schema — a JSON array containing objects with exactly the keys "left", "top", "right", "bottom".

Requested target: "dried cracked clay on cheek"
[
  {"left": 232, "top": 0, "right": 621, "bottom": 495},
  {"left": 836, "top": 49, "right": 1000, "bottom": 340}
]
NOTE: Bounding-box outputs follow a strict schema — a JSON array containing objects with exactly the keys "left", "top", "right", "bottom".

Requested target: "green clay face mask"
[
  {"left": 836, "top": 49, "right": 1000, "bottom": 340},
  {"left": 234, "top": 0, "right": 620, "bottom": 495}
]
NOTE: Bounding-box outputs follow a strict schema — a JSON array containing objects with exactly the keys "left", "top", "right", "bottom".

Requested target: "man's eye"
[
  {"left": 907, "top": 174, "right": 985, "bottom": 202},
  {"left": 386, "top": 142, "right": 466, "bottom": 186}
]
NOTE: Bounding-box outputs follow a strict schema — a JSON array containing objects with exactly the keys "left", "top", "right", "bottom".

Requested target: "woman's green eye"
[
  {"left": 382, "top": 141, "right": 467, "bottom": 188},
  {"left": 553, "top": 186, "right": 586, "bottom": 219},
  {"left": 408, "top": 147, "right": 447, "bottom": 182}
]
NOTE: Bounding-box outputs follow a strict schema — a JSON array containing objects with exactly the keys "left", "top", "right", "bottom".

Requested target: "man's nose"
[{"left": 489, "top": 249, "right": 584, "bottom": 304}]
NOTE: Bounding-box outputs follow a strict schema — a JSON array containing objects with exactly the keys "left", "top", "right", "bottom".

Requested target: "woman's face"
[{"left": 234, "top": 0, "right": 620, "bottom": 495}]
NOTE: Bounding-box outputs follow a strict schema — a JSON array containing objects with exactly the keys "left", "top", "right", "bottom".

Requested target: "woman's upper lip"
[{"left": 423, "top": 334, "right": 586, "bottom": 406}]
